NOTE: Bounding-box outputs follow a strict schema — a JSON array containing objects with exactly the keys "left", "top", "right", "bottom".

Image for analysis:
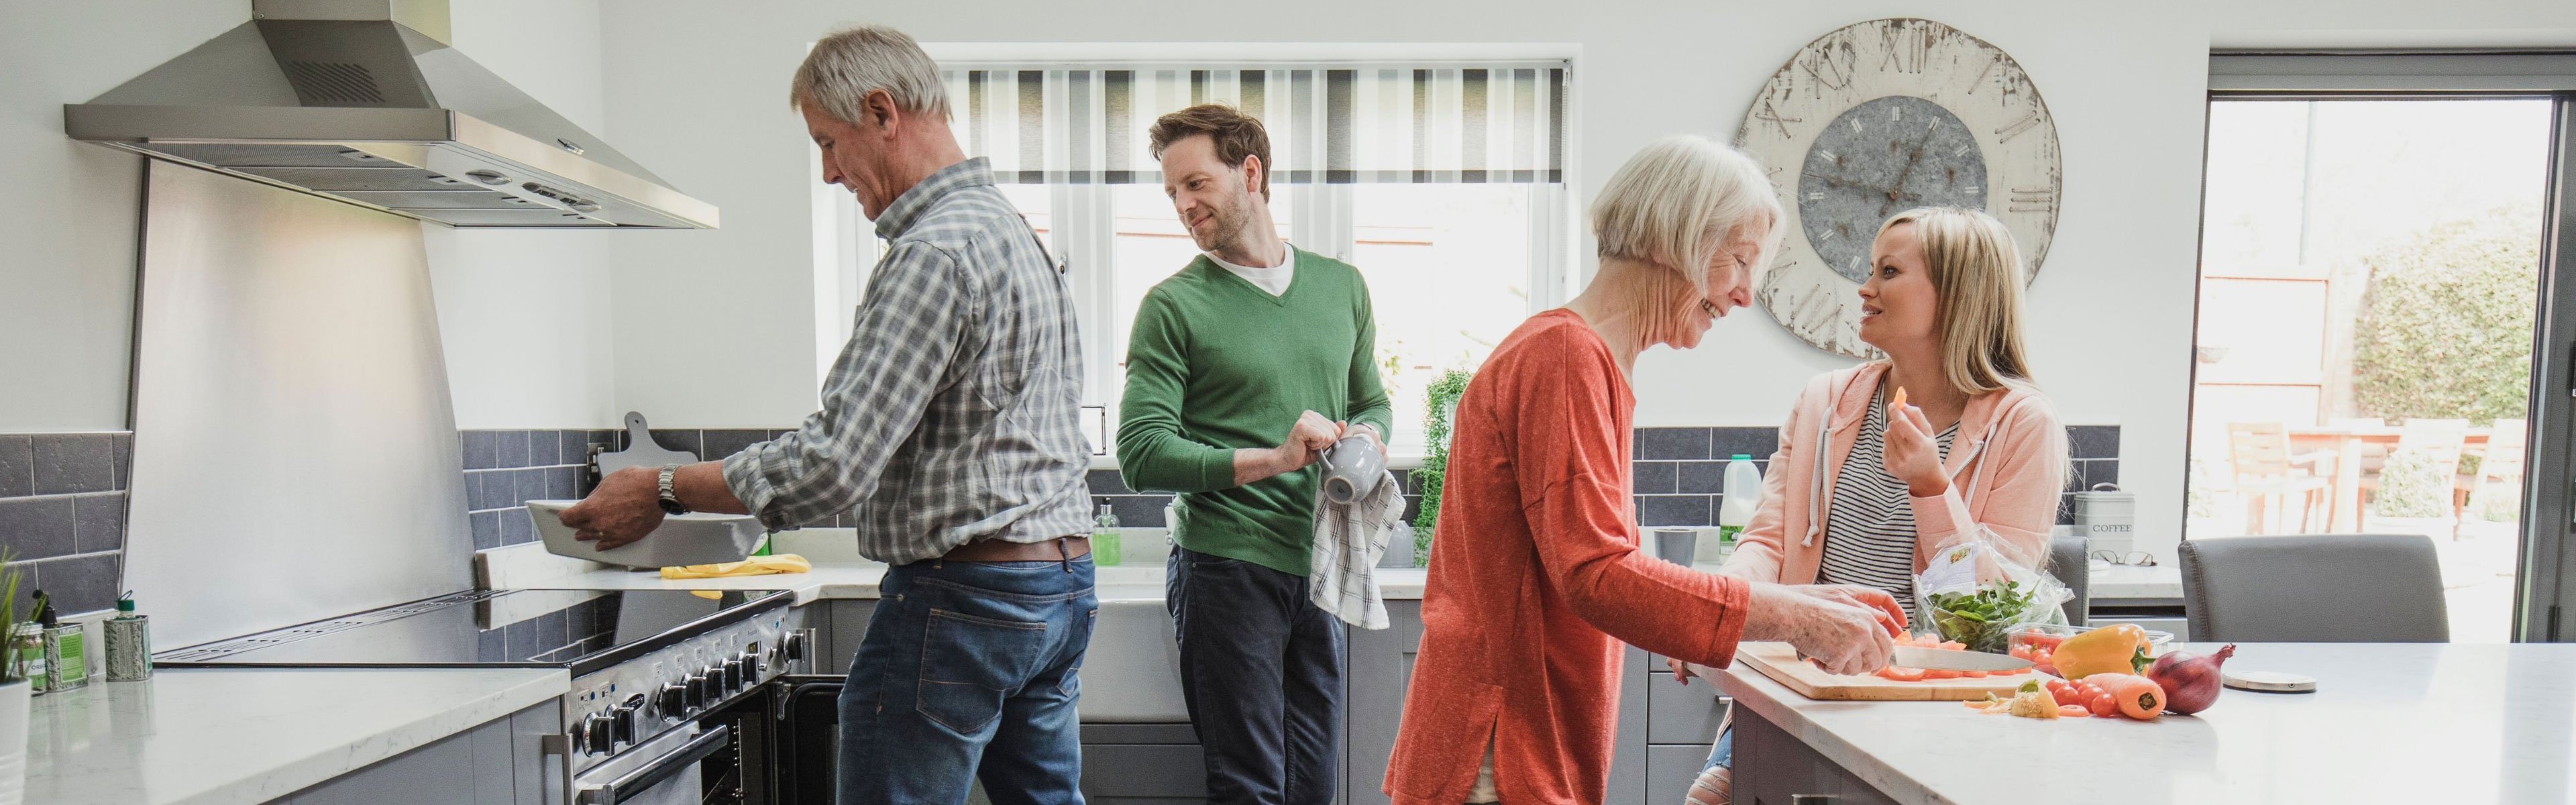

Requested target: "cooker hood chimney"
[{"left": 64, "top": 0, "right": 717, "bottom": 229}]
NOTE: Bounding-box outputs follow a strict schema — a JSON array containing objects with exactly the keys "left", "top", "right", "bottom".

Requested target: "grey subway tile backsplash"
[
  {"left": 472, "top": 511, "right": 502, "bottom": 551},
  {"left": 32, "top": 433, "right": 114, "bottom": 495},
  {"left": 1635, "top": 495, "right": 1713, "bottom": 527},
  {"left": 1711, "top": 427, "right": 1778, "bottom": 460},
  {"left": 1676, "top": 461, "right": 1723, "bottom": 494},
  {"left": 31, "top": 551, "right": 120, "bottom": 615},
  {"left": 700, "top": 429, "right": 768, "bottom": 463},
  {"left": 1087, "top": 470, "right": 1138, "bottom": 496},
  {"left": 496, "top": 429, "right": 531, "bottom": 468},
  {"left": 0, "top": 435, "right": 30, "bottom": 498},
  {"left": 0, "top": 496, "right": 76, "bottom": 561},
  {"left": 72, "top": 493, "right": 124, "bottom": 554},
  {"left": 1634, "top": 427, "right": 1712, "bottom": 460},
  {"left": 2068, "top": 426, "right": 2120, "bottom": 460},
  {"left": 647, "top": 429, "right": 702, "bottom": 458},
  {"left": 1631, "top": 462, "right": 1677, "bottom": 495},
  {"left": 462, "top": 430, "right": 498, "bottom": 470}
]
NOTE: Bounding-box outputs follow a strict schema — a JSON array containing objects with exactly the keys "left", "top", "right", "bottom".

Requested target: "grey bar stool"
[
  {"left": 2046, "top": 533, "right": 2090, "bottom": 625},
  {"left": 2178, "top": 533, "right": 2449, "bottom": 643}
]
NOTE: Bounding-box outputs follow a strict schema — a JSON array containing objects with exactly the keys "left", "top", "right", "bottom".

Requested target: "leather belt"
[{"left": 942, "top": 535, "right": 1090, "bottom": 562}]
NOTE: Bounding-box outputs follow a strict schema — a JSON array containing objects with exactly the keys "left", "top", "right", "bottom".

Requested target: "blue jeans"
[
  {"left": 1167, "top": 546, "right": 1345, "bottom": 805},
  {"left": 1704, "top": 727, "right": 1733, "bottom": 771},
  {"left": 838, "top": 556, "right": 1098, "bottom": 805}
]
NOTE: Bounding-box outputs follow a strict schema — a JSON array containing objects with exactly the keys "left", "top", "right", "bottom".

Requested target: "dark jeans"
[
  {"left": 1166, "top": 545, "right": 1346, "bottom": 805},
  {"left": 838, "top": 556, "right": 1098, "bottom": 805}
]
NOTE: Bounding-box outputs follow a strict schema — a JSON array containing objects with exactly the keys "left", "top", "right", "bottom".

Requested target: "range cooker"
[{"left": 158, "top": 588, "right": 818, "bottom": 804}]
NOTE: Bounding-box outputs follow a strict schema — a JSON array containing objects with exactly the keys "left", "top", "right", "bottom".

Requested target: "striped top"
[{"left": 1817, "top": 384, "right": 1958, "bottom": 618}]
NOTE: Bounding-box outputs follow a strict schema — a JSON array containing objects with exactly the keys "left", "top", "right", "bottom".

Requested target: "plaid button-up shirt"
[{"left": 721, "top": 158, "right": 1093, "bottom": 564}]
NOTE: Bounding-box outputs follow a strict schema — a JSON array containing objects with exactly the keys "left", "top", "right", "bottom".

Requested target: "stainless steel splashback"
[{"left": 124, "top": 161, "right": 472, "bottom": 650}]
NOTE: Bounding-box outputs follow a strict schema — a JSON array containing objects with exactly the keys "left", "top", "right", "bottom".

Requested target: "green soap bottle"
[
  {"left": 1091, "top": 504, "right": 1123, "bottom": 566},
  {"left": 34, "top": 591, "right": 86, "bottom": 691}
]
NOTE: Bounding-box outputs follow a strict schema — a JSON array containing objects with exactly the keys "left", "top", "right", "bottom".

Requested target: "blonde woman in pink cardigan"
[{"left": 1678, "top": 207, "right": 2069, "bottom": 805}]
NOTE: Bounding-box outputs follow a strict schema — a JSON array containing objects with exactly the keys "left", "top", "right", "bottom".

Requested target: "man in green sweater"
[{"left": 1117, "top": 103, "right": 1393, "bottom": 805}]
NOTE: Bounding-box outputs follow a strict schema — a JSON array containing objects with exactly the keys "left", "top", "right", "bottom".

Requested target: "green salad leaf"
[{"left": 1925, "top": 580, "right": 2036, "bottom": 653}]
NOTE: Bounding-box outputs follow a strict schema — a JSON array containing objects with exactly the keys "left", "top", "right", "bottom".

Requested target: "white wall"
[
  {"left": 591, "top": 0, "right": 2576, "bottom": 559},
  {"left": 435, "top": 0, "right": 622, "bottom": 429},
  {"left": 0, "top": 1, "right": 622, "bottom": 433},
  {"left": 0, "top": 1, "right": 247, "bottom": 431}
]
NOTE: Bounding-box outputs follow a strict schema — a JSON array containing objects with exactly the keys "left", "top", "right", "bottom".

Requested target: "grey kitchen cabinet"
[
  {"left": 1078, "top": 723, "right": 1208, "bottom": 804},
  {"left": 820, "top": 600, "right": 877, "bottom": 675},
  {"left": 1344, "top": 600, "right": 1674, "bottom": 805},
  {"left": 280, "top": 702, "right": 559, "bottom": 805},
  {"left": 1728, "top": 704, "right": 1900, "bottom": 805}
]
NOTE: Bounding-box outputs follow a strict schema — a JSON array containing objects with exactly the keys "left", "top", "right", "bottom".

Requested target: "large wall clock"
[{"left": 1733, "top": 18, "right": 2060, "bottom": 358}]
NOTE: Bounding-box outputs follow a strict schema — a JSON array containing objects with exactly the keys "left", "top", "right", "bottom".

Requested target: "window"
[
  {"left": 822, "top": 61, "right": 1574, "bottom": 458},
  {"left": 2186, "top": 95, "right": 2555, "bottom": 643}
]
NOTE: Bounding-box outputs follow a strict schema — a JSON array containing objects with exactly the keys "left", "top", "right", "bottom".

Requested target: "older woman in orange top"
[{"left": 1381, "top": 136, "right": 1909, "bottom": 805}]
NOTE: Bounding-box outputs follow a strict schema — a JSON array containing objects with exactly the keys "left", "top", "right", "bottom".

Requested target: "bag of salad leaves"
[{"left": 1913, "top": 525, "right": 2071, "bottom": 653}]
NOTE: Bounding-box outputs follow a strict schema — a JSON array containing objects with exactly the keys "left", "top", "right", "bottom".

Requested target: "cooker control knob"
[
  {"left": 656, "top": 683, "right": 687, "bottom": 717},
  {"left": 782, "top": 631, "right": 808, "bottom": 661},
  {"left": 582, "top": 712, "right": 616, "bottom": 755},
  {"left": 611, "top": 703, "right": 640, "bottom": 743},
  {"left": 722, "top": 658, "right": 744, "bottom": 691},
  {"left": 682, "top": 676, "right": 708, "bottom": 710}
]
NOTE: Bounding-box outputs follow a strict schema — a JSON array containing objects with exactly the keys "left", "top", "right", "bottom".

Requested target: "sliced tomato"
[
  {"left": 2058, "top": 704, "right": 2092, "bottom": 717},
  {"left": 1921, "top": 668, "right": 1964, "bottom": 680},
  {"left": 1879, "top": 665, "right": 1927, "bottom": 682},
  {"left": 1962, "top": 669, "right": 1988, "bottom": 678}
]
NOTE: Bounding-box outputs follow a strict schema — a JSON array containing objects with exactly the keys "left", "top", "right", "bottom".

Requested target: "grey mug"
[{"left": 1318, "top": 435, "right": 1387, "bottom": 504}]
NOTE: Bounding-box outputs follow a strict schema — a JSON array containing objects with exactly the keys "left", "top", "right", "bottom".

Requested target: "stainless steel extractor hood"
[{"left": 64, "top": 0, "right": 716, "bottom": 229}]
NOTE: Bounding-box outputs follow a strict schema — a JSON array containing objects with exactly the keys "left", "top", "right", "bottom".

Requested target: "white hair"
[
  {"left": 1589, "top": 135, "right": 1784, "bottom": 292},
  {"left": 789, "top": 25, "right": 951, "bottom": 123}
]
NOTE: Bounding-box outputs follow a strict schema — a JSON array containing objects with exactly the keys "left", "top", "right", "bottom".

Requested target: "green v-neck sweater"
[{"left": 1116, "top": 248, "right": 1395, "bottom": 576}]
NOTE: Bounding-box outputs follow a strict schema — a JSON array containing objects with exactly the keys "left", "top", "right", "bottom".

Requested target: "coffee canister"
[{"left": 2072, "top": 483, "right": 2137, "bottom": 556}]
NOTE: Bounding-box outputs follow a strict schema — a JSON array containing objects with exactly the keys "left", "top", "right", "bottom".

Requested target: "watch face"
[{"left": 1797, "top": 95, "right": 1990, "bottom": 282}]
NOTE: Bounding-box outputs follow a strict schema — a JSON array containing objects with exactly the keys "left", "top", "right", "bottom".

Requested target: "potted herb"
[{"left": 0, "top": 551, "right": 28, "bottom": 804}]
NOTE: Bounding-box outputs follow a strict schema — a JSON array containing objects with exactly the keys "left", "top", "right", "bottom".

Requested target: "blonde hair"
[
  {"left": 789, "top": 25, "right": 951, "bottom": 122},
  {"left": 1590, "top": 135, "right": 1784, "bottom": 292},
  {"left": 1877, "top": 207, "right": 2035, "bottom": 395}
]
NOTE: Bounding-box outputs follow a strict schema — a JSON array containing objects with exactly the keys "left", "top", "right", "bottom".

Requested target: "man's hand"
[
  {"left": 1739, "top": 581, "right": 1896, "bottom": 676},
  {"left": 557, "top": 466, "right": 667, "bottom": 550},
  {"left": 1882, "top": 401, "right": 1949, "bottom": 498},
  {"left": 1273, "top": 410, "right": 1341, "bottom": 470}
]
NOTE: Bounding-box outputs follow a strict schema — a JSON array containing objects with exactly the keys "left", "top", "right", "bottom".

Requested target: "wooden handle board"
[{"left": 1735, "top": 641, "right": 2031, "bottom": 701}]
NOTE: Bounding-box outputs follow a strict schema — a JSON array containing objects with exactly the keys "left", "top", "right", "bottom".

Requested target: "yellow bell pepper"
[{"left": 2051, "top": 624, "right": 2152, "bottom": 680}]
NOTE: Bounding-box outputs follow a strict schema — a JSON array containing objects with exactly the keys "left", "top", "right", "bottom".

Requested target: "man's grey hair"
[{"left": 790, "top": 25, "right": 951, "bottom": 123}]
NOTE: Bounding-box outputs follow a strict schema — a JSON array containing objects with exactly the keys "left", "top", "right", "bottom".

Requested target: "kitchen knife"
[{"left": 1890, "top": 645, "right": 2036, "bottom": 672}]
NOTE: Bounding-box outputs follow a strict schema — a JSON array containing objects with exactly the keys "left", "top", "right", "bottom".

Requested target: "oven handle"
[{"left": 578, "top": 724, "right": 733, "bottom": 805}]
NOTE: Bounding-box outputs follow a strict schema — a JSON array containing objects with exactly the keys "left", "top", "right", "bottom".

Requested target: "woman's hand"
[
  {"left": 1741, "top": 582, "right": 1896, "bottom": 676},
  {"left": 1882, "top": 400, "right": 1949, "bottom": 498}
]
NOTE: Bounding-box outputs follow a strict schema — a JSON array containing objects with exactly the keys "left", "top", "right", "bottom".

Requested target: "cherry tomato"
[{"left": 2087, "top": 691, "right": 2121, "bottom": 718}]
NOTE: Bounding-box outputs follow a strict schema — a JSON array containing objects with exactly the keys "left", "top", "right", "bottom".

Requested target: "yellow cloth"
[{"left": 661, "top": 553, "right": 812, "bottom": 579}]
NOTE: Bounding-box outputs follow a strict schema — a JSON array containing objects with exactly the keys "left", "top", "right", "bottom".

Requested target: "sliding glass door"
[{"left": 2193, "top": 54, "right": 2576, "bottom": 642}]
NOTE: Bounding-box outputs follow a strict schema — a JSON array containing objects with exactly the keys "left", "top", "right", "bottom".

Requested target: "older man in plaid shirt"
[{"left": 559, "top": 24, "right": 1097, "bottom": 805}]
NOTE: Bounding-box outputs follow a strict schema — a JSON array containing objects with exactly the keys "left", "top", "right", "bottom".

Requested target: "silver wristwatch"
[{"left": 657, "top": 464, "right": 688, "bottom": 515}]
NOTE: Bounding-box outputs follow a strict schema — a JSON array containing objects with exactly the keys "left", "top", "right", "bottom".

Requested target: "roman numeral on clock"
[
  {"left": 1994, "top": 113, "right": 2042, "bottom": 142},
  {"left": 2008, "top": 188, "right": 2055, "bottom": 213}
]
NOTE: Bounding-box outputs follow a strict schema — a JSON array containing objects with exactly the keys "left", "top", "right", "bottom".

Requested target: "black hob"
[{"left": 156, "top": 588, "right": 791, "bottom": 676}]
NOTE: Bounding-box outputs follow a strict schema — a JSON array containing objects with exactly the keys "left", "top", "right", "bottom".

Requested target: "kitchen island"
[{"left": 1716, "top": 641, "right": 2576, "bottom": 805}]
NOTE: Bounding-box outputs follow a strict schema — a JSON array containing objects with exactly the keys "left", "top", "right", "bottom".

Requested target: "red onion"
[{"left": 2144, "top": 643, "right": 2236, "bottom": 714}]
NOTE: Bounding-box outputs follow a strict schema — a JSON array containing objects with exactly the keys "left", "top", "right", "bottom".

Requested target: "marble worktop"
[
  {"left": 24, "top": 666, "right": 568, "bottom": 805},
  {"left": 1714, "top": 641, "right": 2576, "bottom": 805}
]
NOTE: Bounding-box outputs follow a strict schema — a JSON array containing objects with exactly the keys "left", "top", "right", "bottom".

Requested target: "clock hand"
[{"left": 1876, "top": 133, "right": 1935, "bottom": 219}]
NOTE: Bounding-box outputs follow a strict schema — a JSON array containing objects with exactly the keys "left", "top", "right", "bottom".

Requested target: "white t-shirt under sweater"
[{"left": 1205, "top": 240, "right": 1295, "bottom": 296}]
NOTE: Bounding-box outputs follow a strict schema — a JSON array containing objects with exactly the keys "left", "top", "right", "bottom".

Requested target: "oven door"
[
  {"left": 573, "top": 723, "right": 733, "bottom": 805},
  {"left": 759, "top": 675, "right": 846, "bottom": 804}
]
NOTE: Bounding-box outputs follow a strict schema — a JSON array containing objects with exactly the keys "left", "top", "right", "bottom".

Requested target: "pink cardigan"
[{"left": 1724, "top": 362, "right": 2068, "bottom": 586}]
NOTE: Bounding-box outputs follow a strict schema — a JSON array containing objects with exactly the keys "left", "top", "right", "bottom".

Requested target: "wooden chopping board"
[{"left": 1736, "top": 641, "right": 2031, "bottom": 701}]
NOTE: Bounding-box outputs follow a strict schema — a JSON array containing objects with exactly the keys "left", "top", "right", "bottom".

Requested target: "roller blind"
[{"left": 939, "top": 62, "right": 1570, "bottom": 184}]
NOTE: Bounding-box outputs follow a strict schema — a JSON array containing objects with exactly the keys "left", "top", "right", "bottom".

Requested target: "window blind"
[{"left": 938, "top": 62, "right": 1569, "bottom": 184}]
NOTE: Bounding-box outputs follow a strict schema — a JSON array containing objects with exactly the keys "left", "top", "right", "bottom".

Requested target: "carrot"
[{"left": 1892, "top": 386, "right": 1910, "bottom": 410}]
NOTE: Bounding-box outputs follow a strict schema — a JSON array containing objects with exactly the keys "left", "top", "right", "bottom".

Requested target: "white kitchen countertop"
[
  {"left": 1713, "top": 641, "right": 2576, "bottom": 804},
  {"left": 513, "top": 557, "right": 1434, "bottom": 601},
  {"left": 25, "top": 666, "right": 567, "bottom": 805}
]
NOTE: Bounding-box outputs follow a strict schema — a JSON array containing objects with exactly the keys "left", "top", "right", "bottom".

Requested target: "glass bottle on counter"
[{"left": 1091, "top": 503, "right": 1123, "bottom": 566}]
